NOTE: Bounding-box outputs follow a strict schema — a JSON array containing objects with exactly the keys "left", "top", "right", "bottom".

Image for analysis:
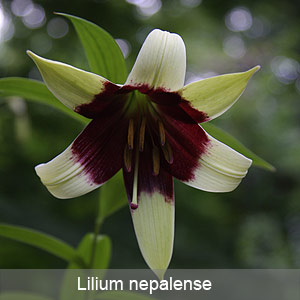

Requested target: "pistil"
[{"left": 131, "top": 150, "right": 139, "bottom": 210}]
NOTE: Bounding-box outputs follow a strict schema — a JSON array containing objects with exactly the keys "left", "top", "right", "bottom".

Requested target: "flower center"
[{"left": 123, "top": 92, "right": 173, "bottom": 177}]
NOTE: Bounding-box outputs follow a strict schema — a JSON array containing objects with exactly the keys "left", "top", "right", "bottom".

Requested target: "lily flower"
[{"left": 28, "top": 29, "right": 259, "bottom": 279}]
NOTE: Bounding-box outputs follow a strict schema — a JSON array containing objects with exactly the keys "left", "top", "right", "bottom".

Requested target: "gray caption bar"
[{"left": 0, "top": 269, "right": 299, "bottom": 300}]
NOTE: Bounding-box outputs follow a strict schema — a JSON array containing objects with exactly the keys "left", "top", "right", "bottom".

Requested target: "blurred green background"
[{"left": 0, "top": 0, "right": 299, "bottom": 269}]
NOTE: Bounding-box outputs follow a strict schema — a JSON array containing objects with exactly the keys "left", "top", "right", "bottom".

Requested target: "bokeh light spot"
[
  {"left": 0, "top": 3, "right": 15, "bottom": 43},
  {"left": 11, "top": 0, "right": 34, "bottom": 17},
  {"left": 271, "top": 56, "right": 299, "bottom": 84},
  {"left": 223, "top": 35, "right": 246, "bottom": 59},
  {"left": 225, "top": 7, "right": 252, "bottom": 32},
  {"left": 22, "top": 5, "right": 46, "bottom": 29},
  {"left": 115, "top": 38, "right": 131, "bottom": 59},
  {"left": 47, "top": 17, "right": 69, "bottom": 39},
  {"left": 127, "top": 0, "right": 162, "bottom": 17},
  {"left": 245, "top": 17, "right": 270, "bottom": 39}
]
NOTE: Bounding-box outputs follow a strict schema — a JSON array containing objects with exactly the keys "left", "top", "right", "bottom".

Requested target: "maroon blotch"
[
  {"left": 158, "top": 103, "right": 210, "bottom": 182},
  {"left": 74, "top": 81, "right": 123, "bottom": 118},
  {"left": 179, "top": 100, "right": 209, "bottom": 123},
  {"left": 71, "top": 112, "right": 128, "bottom": 185}
]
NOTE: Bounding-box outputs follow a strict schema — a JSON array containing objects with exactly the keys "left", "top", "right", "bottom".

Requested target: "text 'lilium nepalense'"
[{"left": 28, "top": 29, "right": 259, "bottom": 279}]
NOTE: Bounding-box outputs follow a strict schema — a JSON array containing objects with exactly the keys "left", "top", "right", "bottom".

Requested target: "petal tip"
[
  {"left": 26, "top": 50, "right": 34, "bottom": 58},
  {"left": 26, "top": 50, "right": 42, "bottom": 63},
  {"left": 249, "top": 65, "right": 261, "bottom": 75},
  {"left": 153, "top": 269, "right": 166, "bottom": 281},
  {"left": 34, "top": 163, "right": 44, "bottom": 176}
]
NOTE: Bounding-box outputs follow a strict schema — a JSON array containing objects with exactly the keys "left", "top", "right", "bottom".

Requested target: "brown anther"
[
  {"left": 152, "top": 146, "right": 160, "bottom": 176},
  {"left": 162, "top": 142, "right": 173, "bottom": 164},
  {"left": 158, "top": 120, "right": 166, "bottom": 146},
  {"left": 139, "top": 117, "right": 146, "bottom": 152},
  {"left": 124, "top": 145, "right": 132, "bottom": 172},
  {"left": 128, "top": 119, "right": 135, "bottom": 150}
]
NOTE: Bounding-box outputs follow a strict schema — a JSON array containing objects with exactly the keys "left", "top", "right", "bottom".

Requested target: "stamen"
[
  {"left": 124, "top": 145, "right": 132, "bottom": 172},
  {"left": 158, "top": 120, "right": 165, "bottom": 146},
  {"left": 139, "top": 117, "right": 146, "bottom": 152},
  {"left": 128, "top": 119, "right": 135, "bottom": 150},
  {"left": 162, "top": 142, "right": 174, "bottom": 164},
  {"left": 152, "top": 146, "right": 160, "bottom": 176},
  {"left": 131, "top": 151, "right": 139, "bottom": 210}
]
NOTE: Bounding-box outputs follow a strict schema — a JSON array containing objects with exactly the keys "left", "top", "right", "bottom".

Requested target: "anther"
[
  {"left": 139, "top": 117, "right": 146, "bottom": 152},
  {"left": 152, "top": 146, "right": 160, "bottom": 176},
  {"left": 128, "top": 119, "right": 135, "bottom": 150},
  {"left": 158, "top": 120, "right": 165, "bottom": 146},
  {"left": 123, "top": 145, "right": 132, "bottom": 172},
  {"left": 162, "top": 142, "right": 173, "bottom": 164}
]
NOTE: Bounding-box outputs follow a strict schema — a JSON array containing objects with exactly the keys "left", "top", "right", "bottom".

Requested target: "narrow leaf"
[
  {"left": 0, "top": 292, "right": 53, "bottom": 300},
  {"left": 0, "top": 224, "right": 85, "bottom": 266},
  {"left": 69, "top": 233, "right": 111, "bottom": 269},
  {"left": 202, "top": 123, "right": 275, "bottom": 171},
  {"left": 57, "top": 13, "right": 127, "bottom": 84},
  {"left": 0, "top": 293, "right": 54, "bottom": 300},
  {"left": 0, "top": 77, "right": 87, "bottom": 124},
  {"left": 99, "top": 171, "right": 128, "bottom": 221}
]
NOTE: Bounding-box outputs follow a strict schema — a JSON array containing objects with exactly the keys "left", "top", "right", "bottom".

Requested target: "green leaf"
[
  {"left": 98, "top": 171, "right": 128, "bottom": 221},
  {"left": 63, "top": 234, "right": 111, "bottom": 299},
  {"left": 202, "top": 123, "right": 275, "bottom": 172},
  {"left": 0, "top": 292, "right": 54, "bottom": 300},
  {"left": 57, "top": 13, "right": 127, "bottom": 84},
  {"left": 0, "top": 224, "right": 85, "bottom": 267},
  {"left": 95, "top": 291, "right": 157, "bottom": 300},
  {"left": 69, "top": 233, "right": 111, "bottom": 269},
  {"left": 0, "top": 77, "right": 87, "bottom": 124}
]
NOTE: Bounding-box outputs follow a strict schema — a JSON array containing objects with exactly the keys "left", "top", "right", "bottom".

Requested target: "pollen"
[
  {"left": 128, "top": 119, "right": 135, "bottom": 150},
  {"left": 162, "top": 142, "right": 173, "bottom": 164},
  {"left": 124, "top": 145, "right": 132, "bottom": 172},
  {"left": 123, "top": 114, "right": 173, "bottom": 176},
  {"left": 139, "top": 117, "right": 146, "bottom": 152},
  {"left": 158, "top": 120, "right": 165, "bottom": 146},
  {"left": 152, "top": 146, "right": 160, "bottom": 176}
]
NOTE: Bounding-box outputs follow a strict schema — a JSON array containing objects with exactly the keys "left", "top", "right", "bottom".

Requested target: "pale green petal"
[
  {"left": 182, "top": 129, "right": 252, "bottom": 192},
  {"left": 35, "top": 145, "right": 100, "bottom": 199},
  {"left": 27, "top": 51, "right": 108, "bottom": 112},
  {"left": 181, "top": 66, "right": 260, "bottom": 120},
  {"left": 131, "top": 192, "right": 174, "bottom": 280},
  {"left": 125, "top": 29, "right": 186, "bottom": 91}
]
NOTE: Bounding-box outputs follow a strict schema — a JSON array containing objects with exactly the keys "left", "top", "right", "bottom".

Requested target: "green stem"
[
  {"left": 89, "top": 208, "right": 104, "bottom": 268},
  {"left": 86, "top": 216, "right": 103, "bottom": 300}
]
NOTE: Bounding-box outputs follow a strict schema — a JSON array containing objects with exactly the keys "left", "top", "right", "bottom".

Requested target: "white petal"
[
  {"left": 131, "top": 192, "right": 174, "bottom": 280},
  {"left": 125, "top": 29, "right": 186, "bottom": 91},
  {"left": 181, "top": 66, "right": 260, "bottom": 121},
  {"left": 183, "top": 130, "right": 252, "bottom": 192},
  {"left": 27, "top": 51, "right": 109, "bottom": 111},
  {"left": 35, "top": 145, "right": 100, "bottom": 199}
]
